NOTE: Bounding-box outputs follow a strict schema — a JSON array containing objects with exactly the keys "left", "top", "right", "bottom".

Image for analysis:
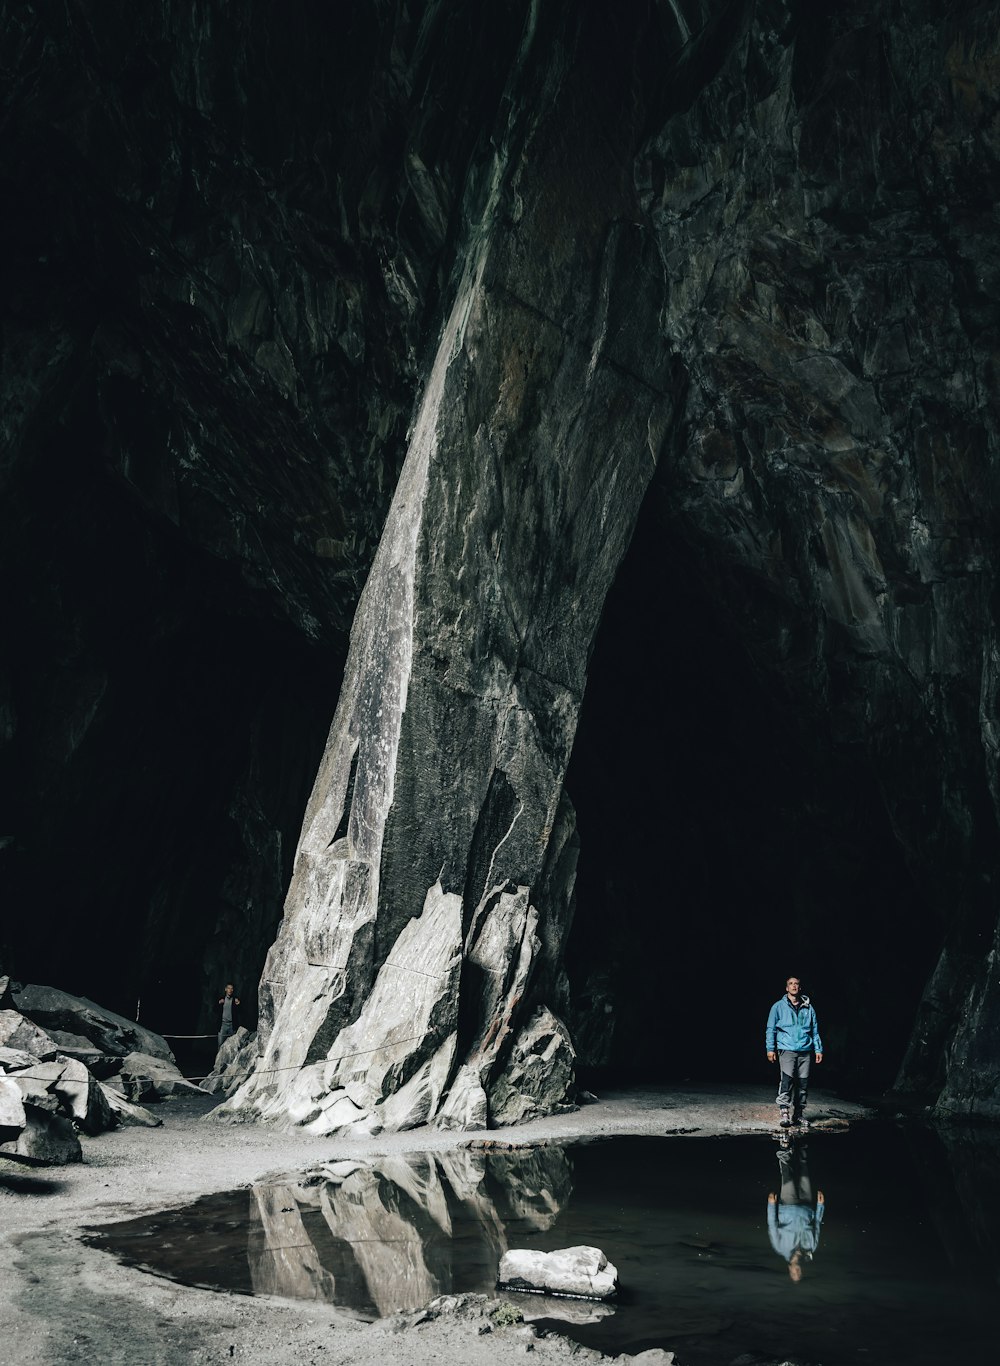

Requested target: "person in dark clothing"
[
  {"left": 217, "top": 983, "right": 240, "bottom": 1050},
  {"left": 765, "top": 975, "right": 823, "bottom": 1128}
]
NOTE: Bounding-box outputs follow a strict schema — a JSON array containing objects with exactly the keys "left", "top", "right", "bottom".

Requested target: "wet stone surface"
[{"left": 83, "top": 1129, "right": 1000, "bottom": 1364}]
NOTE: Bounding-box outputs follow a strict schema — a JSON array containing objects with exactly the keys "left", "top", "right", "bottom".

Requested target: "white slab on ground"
[{"left": 497, "top": 1245, "right": 618, "bottom": 1299}]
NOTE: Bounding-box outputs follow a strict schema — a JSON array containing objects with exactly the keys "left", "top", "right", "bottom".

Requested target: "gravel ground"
[{"left": 0, "top": 1084, "right": 868, "bottom": 1366}]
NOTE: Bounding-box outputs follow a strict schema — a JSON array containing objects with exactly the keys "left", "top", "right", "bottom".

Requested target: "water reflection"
[
  {"left": 247, "top": 1145, "right": 571, "bottom": 1313},
  {"left": 906, "top": 1124, "right": 1000, "bottom": 1278},
  {"left": 767, "top": 1137, "right": 825, "bottom": 1282},
  {"left": 84, "top": 1130, "right": 1000, "bottom": 1365}
]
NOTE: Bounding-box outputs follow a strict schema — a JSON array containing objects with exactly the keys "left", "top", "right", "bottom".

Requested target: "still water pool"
[{"left": 83, "top": 1126, "right": 1000, "bottom": 1364}]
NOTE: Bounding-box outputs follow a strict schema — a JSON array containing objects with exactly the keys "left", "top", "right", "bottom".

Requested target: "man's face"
[
  {"left": 786, "top": 977, "right": 801, "bottom": 998},
  {"left": 225, "top": 985, "right": 234, "bottom": 996}
]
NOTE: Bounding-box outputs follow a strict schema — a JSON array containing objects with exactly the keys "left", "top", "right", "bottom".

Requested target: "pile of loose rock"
[{"left": 0, "top": 976, "right": 205, "bottom": 1164}]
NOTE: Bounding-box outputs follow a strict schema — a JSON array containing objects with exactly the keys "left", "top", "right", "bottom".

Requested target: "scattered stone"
[
  {"left": 99, "top": 1083, "right": 161, "bottom": 1128},
  {"left": 45, "top": 1028, "right": 101, "bottom": 1054},
  {"left": 0, "top": 1046, "right": 38, "bottom": 1073},
  {"left": 53, "top": 1056, "right": 113, "bottom": 1135},
  {"left": 0, "top": 1010, "right": 59, "bottom": 1059},
  {"left": 43, "top": 1030, "right": 119, "bottom": 1077},
  {"left": 498, "top": 1245, "right": 618, "bottom": 1300},
  {"left": 0, "top": 1104, "right": 82, "bottom": 1164},
  {"left": 0, "top": 1051, "right": 114, "bottom": 1136},
  {"left": 4, "top": 1058, "right": 65, "bottom": 1111},
  {"left": 0, "top": 1076, "right": 26, "bottom": 1131},
  {"left": 119, "top": 1051, "right": 204, "bottom": 1100}
]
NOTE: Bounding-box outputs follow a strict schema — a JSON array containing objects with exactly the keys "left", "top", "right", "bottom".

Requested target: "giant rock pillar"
[{"left": 221, "top": 9, "right": 673, "bottom": 1134}]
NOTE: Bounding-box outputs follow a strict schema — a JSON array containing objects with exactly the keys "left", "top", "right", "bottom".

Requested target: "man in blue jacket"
[{"left": 765, "top": 976, "right": 823, "bottom": 1128}]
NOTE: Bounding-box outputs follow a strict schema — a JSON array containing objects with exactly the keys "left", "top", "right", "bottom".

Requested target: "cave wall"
[
  {"left": 226, "top": 0, "right": 1000, "bottom": 1129},
  {"left": 637, "top": 0, "right": 1000, "bottom": 1111},
  {"left": 3, "top": 0, "right": 1000, "bottom": 1121},
  {"left": 563, "top": 483, "right": 941, "bottom": 1091},
  {"left": 0, "top": 0, "right": 532, "bottom": 1028}
]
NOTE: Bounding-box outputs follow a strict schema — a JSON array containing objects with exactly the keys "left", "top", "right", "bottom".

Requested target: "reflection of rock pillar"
[
  {"left": 243, "top": 1145, "right": 575, "bottom": 1315},
  {"left": 248, "top": 1183, "right": 337, "bottom": 1302},
  {"left": 221, "top": 9, "right": 672, "bottom": 1135},
  {"left": 318, "top": 1167, "right": 440, "bottom": 1315}
]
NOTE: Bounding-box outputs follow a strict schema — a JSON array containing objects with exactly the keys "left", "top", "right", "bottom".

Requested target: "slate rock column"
[{"left": 221, "top": 6, "right": 673, "bottom": 1134}]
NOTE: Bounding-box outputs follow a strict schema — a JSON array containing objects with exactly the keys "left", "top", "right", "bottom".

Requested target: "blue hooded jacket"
[
  {"left": 766, "top": 994, "right": 823, "bottom": 1054},
  {"left": 768, "top": 1197, "right": 824, "bottom": 1260}
]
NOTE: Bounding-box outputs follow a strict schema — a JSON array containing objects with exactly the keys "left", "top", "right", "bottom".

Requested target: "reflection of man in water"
[{"left": 767, "top": 1140, "right": 825, "bottom": 1281}]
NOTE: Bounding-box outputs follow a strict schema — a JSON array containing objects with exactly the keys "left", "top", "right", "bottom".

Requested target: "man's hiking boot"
[{"left": 779, "top": 1114, "right": 792, "bottom": 1128}]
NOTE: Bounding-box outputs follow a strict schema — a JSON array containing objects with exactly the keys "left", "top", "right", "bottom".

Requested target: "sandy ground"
[{"left": 0, "top": 1084, "right": 869, "bottom": 1366}]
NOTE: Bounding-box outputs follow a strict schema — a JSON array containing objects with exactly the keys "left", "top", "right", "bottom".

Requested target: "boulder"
[
  {"left": 0, "top": 1046, "right": 38, "bottom": 1073},
  {"left": 0, "top": 1104, "right": 82, "bottom": 1164},
  {"left": 99, "top": 1082, "right": 161, "bottom": 1128},
  {"left": 44, "top": 1030, "right": 118, "bottom": 1077},
  {"left": 11, "top": 984, "right": 175, "bottom": 1062},
  {"left": 497, "top": 1246, "right": 618, "bottom": 1300},
  {"left": 53, "top": 1056, "right": 113, "bottom": 1135},
  {"left": 0, "top": 975, "right": 15, "bottom": 1009},
  {"left": 0, "top": 1010, "right": 59, "bottom": 1059},
  {"left": 0, "top": 1052, "right": 114, "bottom": 1135},
  {"left": 4, "top": 1059, "right": 65, "bottom": 1111},
  {"left": 119, "top": 1051, "right": 204, "bottom": 1100},
  {"left": 0, "top": 1076, "right": 26, "bottom": 1132},
  {"left": 46, "top": 1028, "right": 102, "bottom": 1057}
]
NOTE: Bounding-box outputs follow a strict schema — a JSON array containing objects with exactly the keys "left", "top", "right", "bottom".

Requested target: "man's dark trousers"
[{"left": 777, "top": 1049, "right": 812, "bottom": 1121}]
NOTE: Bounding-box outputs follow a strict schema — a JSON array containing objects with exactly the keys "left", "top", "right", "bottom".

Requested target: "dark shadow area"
[
  {"left": 564, "top": 484, "right": 941, "bottom": 1095},
  {"left": 0, "top": 1170, "right": 66, "bottom": 1194},
  {"left": 0, "top": 446, "right": 342, "bottom": 1035}
]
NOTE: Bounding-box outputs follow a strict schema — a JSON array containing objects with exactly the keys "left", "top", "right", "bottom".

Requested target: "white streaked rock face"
[{"left": 219, "top": 7, "right": 672, "bottom": 1137}]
